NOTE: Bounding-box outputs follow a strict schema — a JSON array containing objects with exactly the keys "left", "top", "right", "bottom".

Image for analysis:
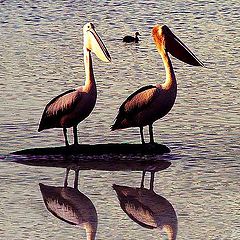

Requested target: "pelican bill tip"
[
  {"left": 199, "top": 61, "right": 205, "bottom": 67},
  {"left": 103, "top": 56, "right": 111, "bottom": 63}
]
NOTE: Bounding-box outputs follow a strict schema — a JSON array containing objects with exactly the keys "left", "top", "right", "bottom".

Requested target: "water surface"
[{"left": 0, "top": 1, "right": 239, "bottom": 239}]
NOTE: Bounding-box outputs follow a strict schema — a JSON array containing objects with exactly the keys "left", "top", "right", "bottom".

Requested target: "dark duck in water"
[{"left": 123, "top": 32, "right": 140, "bottom": 43}]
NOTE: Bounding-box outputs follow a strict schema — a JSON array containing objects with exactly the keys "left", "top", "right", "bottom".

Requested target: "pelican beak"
[
  {"left": 164, "top": 26, "right": 204, "bottom": 67},
  {"left": 84, "top": 23, "right": 111, "bottom": 62}
]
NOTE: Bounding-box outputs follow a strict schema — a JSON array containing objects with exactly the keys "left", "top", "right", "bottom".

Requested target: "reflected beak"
[
  {"left": 86, "top": 28, "right": 111, "bottom": 62},
  {"left": 164, "top": 27, "right": 204, "bottom": 67}
]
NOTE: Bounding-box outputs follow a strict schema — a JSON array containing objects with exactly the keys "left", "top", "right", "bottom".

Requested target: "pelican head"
[
  {"left": 152, "top": 25, "right": 204, "bottom": 67},
  {"left": 83, "top": 22, "right": 111, "bottom": 62}
]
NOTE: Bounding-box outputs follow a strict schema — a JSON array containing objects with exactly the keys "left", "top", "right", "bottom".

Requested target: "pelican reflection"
[
  {"left": 113, "top": 170, "right": 177, "bottom": 240},
  {"left": 39, "top": 167, "right": 97, "bottom": 240}
]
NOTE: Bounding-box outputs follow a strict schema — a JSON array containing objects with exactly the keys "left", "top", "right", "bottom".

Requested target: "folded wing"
[{"left": 38, "top": 89, "right": 82, "bottom": 131}]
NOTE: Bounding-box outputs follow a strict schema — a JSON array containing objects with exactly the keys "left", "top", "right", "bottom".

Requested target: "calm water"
[{"left": 0, "top": 1, "right": 239, "bottom": 239}]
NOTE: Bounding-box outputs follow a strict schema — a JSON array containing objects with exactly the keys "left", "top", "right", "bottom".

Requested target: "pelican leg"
[
  {"left": 141, "top": 170, "right": 146, "bottom": 188},
  {"left": 140, "top": 126, "right": 145, "bottom": 144},
  {"left": 73, "top": 125, "right": 78, "bottom": 145},
  {"left": 64, "top": 168, "right": 70, "bottom": 187},
  {"left": 149, "top": 124, "right": 154, "bottom": 144},
  {"left": 150, "top": 172, "right": 155, "bottom": 191},
  {"left": 74, "top": 169, "right": 79, "bottom": 189},
  {"left": 63, "top": 128, "right": 69, "bottom": 146}
]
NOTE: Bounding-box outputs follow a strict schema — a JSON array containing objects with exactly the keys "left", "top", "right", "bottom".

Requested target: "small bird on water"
[{"left": 123, "top": 31, "right": 141, "bottom": 43}]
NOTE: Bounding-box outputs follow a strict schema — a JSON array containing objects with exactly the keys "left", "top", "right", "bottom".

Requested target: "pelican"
[
  {"left": 113, "top": 171, "right": 178, "bottom": 240},
  {"left": 39, "top": 168, "right": 98, "bottom": 240},
  {"left": 38, "top": 23, "right": 111, "bottom": 146},
  {"left": 123, "top": 31, "right": 141, "bottom": 43},
  {"left": 112, "top": 25, "right": 204, "bottom": 144}
]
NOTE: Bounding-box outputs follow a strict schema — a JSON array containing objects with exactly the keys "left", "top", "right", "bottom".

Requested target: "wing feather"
[
  {"left": 123, "top": 198, "right": 157, "bottom": 229},
  {"left": 112, "top": 85, "right": 158, "bottom": 130},
  {"left": 38, "top": 89, "right": 82, "bottom": 131},
  {"left": 123, "top": 85, "right": 157, "bottom": 115}
]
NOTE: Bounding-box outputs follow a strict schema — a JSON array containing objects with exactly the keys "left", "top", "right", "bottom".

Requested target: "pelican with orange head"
[{"left": 112, "top": 25, "right": 204, "bottom": 144}]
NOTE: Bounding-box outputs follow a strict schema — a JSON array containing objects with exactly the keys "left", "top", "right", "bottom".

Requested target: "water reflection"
[
  {"left": 12, "top": 153, "right": 171, "bottom": 171},
  {"left": 39, "top": 167, "right": 97, "bottom": 240},
  {"left": 30, "top": 157, "right": 172, "bottom": 239},
  {"left": 113, "top": 170, "right": 177, "bottom": 240}
]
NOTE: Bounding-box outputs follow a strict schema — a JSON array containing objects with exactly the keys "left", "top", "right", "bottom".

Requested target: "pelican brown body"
[
  {"left": 38, "top": 23, "right": 111, "bottom": 146},
  {"left": 112, "top": 25, "right": 204, "bottom": 144}
]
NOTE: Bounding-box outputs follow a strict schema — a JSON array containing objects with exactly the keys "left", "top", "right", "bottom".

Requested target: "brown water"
[{"left": 0, "top": 1, "right": 239, "bottom": 239}]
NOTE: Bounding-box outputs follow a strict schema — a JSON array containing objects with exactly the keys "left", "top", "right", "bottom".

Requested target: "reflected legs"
[
  {"left": 150, "top": 172, "right": 155, "bottom": 191},
  {"left": 74, "top": 170, "right": 79, "bottom": 189},
  {"left": 141, "top": 170, "right": 146, "bottom": 188},
  {"left": 64, "top": 168, "right": 80, "bottom": 189},
  {"left": 140, "top": 170, "right": 155, "bottom": 191},
  {"left": 64, "top": 168, "right": 70, "bottom": 187}
]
